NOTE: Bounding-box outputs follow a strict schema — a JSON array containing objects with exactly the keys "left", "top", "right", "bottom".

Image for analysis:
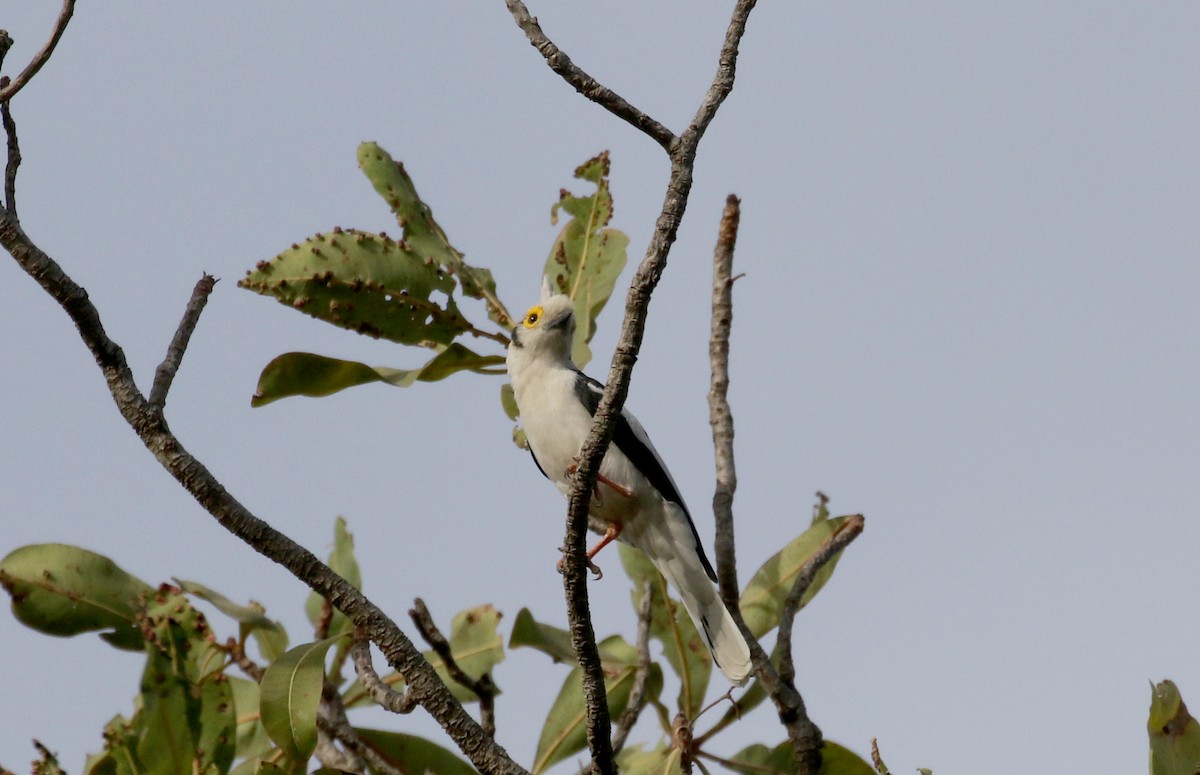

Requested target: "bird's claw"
[{"left": 556, "top": 555, "right": 605, "bottom": 580}]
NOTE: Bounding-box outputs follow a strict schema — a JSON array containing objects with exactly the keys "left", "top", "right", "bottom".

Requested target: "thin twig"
[
  {"left": 709, "top": 194, "right": 742, "bottom": 605},
  {"left": 0, "top": 0, "right": 77, "bottom": 103},
  {"left": 148, "top": 274, "right": 217, "bottom": 410},
  {"left": 1, "top": 90, "right": 17, "bottom": 217},
  {"left": 350, "top": 634, "right": 418, "bottom": 714},
  {"left": 315, "top": 690, "right": 403, "bottom": 775},
  {"left": 702, "top": 191, "right": 829, "bottom": 772},
  {"left": 223, "top": 636, "right": 265, "bottom": 682},
  {"left": 503, "top": 1, "right": 676, "bottom": 152},
  {"left": 777, "top": 514, "right": 864, "bottom": 686},
  {"left": 672, "top": 713, "right": 694, "bottom": 775},
  {"left": 610, "top": 579, "right": 654, "bottom": 756},
  {"left": 411, "top": 598, "right": 497, "bottom": 738}
]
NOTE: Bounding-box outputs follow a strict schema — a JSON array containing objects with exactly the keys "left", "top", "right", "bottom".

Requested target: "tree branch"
[
  {"left": 702, "top": 193, "right": 833, "bottom": 773},
  {"left": 709, "top": 194, "right": 743, "bottom": 605},
  {"left": 0, "top": 0, "right": 77, "bottom": 103},
  {"left": 503, "top": 1, "right": 676, "bottom": 152},
  {"left": 351, "top": 633, "right": 419, "bottom": 715},
  {"left": 610, "top": 579, "right": 654, "bottom": 756},
  {"left": 777, "top": 514, "right": 864, "bottom": 686},
  {"left": 149, "top": 274, "right": 217, "bottom": 410}
]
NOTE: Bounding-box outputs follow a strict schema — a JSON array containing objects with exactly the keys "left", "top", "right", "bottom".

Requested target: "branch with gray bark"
[{"left": 506, "top": 3, "right": 759, "bottom": 773}]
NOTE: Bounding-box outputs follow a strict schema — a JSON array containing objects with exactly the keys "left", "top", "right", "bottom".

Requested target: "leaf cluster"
[
  {"left": 239, "top": 143, "right": 626, "bottom": 421},
  {"left": 1, "top": 499, "right": 868, "bottom": 774}
]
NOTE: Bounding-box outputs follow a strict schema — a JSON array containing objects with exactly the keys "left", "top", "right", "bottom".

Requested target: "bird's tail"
[{"left": 632, "top": 506, "right": 753, "bottom": 685}]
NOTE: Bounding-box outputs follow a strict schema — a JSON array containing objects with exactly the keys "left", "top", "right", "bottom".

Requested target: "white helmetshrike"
[{"left": 506, "top": 289, "right": 752, "bottom": 685}]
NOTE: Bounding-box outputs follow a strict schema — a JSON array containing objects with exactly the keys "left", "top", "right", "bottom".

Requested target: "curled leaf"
[{"left": 251, "top": 346, "right": 504, "bottom": 407}]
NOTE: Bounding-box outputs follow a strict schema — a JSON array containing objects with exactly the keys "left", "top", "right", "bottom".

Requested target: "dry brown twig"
[{"left": 411, "top": 598, "right": 498, "bottom": 738}]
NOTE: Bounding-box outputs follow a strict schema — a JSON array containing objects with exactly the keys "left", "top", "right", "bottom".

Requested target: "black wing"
[{"left": 573, "top": 371, "right": 718, "bottom": 582}]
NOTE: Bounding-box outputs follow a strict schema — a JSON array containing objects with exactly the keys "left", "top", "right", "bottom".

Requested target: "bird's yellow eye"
[{"left": 523, "top": 306, "right": 543, "bottom": 328}]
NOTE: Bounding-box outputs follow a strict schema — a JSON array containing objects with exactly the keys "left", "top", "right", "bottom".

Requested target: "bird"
[{"left": 506, "top": 287, "right": 753, "bottom": 685}]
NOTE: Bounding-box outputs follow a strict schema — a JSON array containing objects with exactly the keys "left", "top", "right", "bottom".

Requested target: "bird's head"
[{"left": 508, "top": 293, "right": 575, "bottom": 360}]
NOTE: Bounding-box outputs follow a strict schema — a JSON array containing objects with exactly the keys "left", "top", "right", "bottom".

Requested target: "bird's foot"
[
  {"left": 555, "top": 523, "right": 622, "bottom": 580},
  {"left": 556, "top": 554, "right": 604, "bottom": 580}
]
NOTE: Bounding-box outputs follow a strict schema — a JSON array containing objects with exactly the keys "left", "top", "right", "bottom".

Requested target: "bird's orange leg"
[{"left": 566, "top": 461, "right": 636, "bottom": 500}]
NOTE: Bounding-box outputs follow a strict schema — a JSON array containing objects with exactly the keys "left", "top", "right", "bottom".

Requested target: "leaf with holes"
[
  {"left": 0, "top": 544, "right": 152, "bottom": 651},
  {"left": 358, "top": 142, "right": 512, "bottom": 328},
  {"left": 542, "top": 151, "right": 629, "bottom": 368},
  {"left": 239, "top": 228, "right": 474, "bottom": 347}
]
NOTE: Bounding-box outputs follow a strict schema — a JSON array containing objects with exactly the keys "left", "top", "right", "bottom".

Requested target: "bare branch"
[
  {"left": 503, "top": 1, "right": 675, "bottom": 151},
  {"left": 351, "top": 634, "right": 419, "bottom": 715},
  {"left": 1, "top": 91, "right": 17, "bottom": 216},
  {"left": 610, "top": 579, "right": 654, "bottom": 756},
  {"left": 0, "top": 214, "right": 529, "bottom": 775},
  {"left": 148, "top": 274, "right": 217, "bottom": 410},
  {"left": 222, "top": 636, "right": 265, "bottom": 682},
  {"left": 777, "top": 514, "right": 865, "bottom": 686},
  {"left": 0, "top": 0, "right": 77, "bottom": 103},
  {"left": 411, "top": 598, "right": 497, "bottom": 738},
  {"left": 708, "top": 194, "right": 742, "bottom": 605},
  {"left": 685, "top": 0, "right": 758, "bottom": 143}
]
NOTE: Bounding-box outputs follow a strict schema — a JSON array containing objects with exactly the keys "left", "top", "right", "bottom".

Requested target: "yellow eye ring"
[{"left": 523, "top": 306, "right": 543, "bottom": 328}]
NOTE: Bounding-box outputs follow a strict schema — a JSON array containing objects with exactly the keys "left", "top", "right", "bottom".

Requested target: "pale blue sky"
[{"left": 2, "top": 3, "right": 1198, "bottom": 773}]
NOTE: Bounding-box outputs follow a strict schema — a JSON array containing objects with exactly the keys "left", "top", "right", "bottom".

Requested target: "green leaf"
[
  {"left": 353, "top": 728, "right": 478, "bottom": 775},
  {"left": 239, "top": 228, "right": 472, "bottom": 346},
  {"left": 619, "top": 543, "right": 711, "bottom": 719},
  {"left": 259, "top": 637, "right": 341, "bottom": 763},
  {"left": 229, "top": 678, "right": 274, "bottom": 762},
  {"left": 358, "top": 142, "right": 512, "bottom": 328},
  {"left": 616, "top": 743, "right": 683, "bottom": 775},
  {"left": 1149, "top": 680, "right": 1200, "bottom": 775},
  {"left": 726, "top": 741, "right": 874, "bottom": 775},
  {"left": 250, "top": 345, "right": 505, "bottom": 407},
  {"left": 509, "top": 608, "right": 575, "bottom": 663},
  {"left": 532, "top": 635, "right": 663, "bottom": 774},
  {"left": 32, "top": 742, "right": 66, "bottom": 775},
  {"left": 175, "top": 578, "right": 285, "bottom": 644},
  {"left": 542, "top": 151, "right": 629, "bottom": 368},
  {"left": 0, "top": 544, "right": 153, "bottom": 650},
  {"left": 305, "top": 517, "right": 361, "bottom": 642},
  {"left": 500, "top": 382, "right": 519, "bottom": 420},
  {"left": 739, "top": 512, "right": 852, "bottom": 638}
]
